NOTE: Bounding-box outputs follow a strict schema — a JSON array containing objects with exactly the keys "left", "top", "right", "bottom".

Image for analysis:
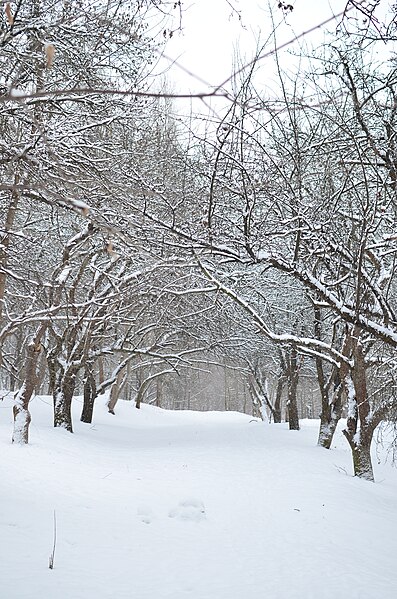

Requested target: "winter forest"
[{"left": 2, "top": 1, "right": 397, "bottom": 597}]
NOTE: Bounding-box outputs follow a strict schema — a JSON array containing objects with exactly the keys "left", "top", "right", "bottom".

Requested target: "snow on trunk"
[{"left": 12, "top": 383, "right": 31, "bottom": 444}]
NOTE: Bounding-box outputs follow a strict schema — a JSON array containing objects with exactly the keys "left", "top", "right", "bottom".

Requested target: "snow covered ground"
[{"left": 1, "top": 394, "right": 397, "bottom": 599}]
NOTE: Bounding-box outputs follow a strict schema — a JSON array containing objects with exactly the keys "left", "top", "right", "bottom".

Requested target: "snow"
[
  {"left": 57, "top": 266, "right": 72, "bottom": 284},
  {"left": 1, "top": 395, "right": 397, "bottom": 599},
  {"left": 346, "top": 373, "right": 356, "bottom": 418},
  {"left": 8, "top": 87, "right": 26, "bottom": 98},
  {"left": 256, "top": 249, "right": 270, "bottom": 261}
]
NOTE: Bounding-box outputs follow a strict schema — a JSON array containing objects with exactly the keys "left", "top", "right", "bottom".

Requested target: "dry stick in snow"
[{"left": 48, "top": 510, "right": 57, "bottom": 570}]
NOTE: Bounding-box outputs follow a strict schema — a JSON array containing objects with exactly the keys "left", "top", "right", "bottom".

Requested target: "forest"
[{"left": 1, "top": 0, "right": 397, "bottom": 485}]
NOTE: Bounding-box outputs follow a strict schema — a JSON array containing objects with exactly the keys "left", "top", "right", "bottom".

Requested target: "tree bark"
[
  {"left": 97, "top": 356, "right": 105, "bottom": 385},
  {"left": 34, "top": 344, "right": 48, "bottom": 395},
  {"left": 80, "top": 368, "right": 97, "bottom": 424},
  {"left": 53, "top": 369, "right": 76, "bottom": 432},
  {"left": 317, "top": 405, "right": 342, "bottom": 449},
  {"left": 0, "top": 185, "right": 19, "bottom": 325},
  {"left": 339, "top": 331, "right": 381, "bottom": 481},
  {"left": 249, "top": 362, "right": 284, "bottom": 423},
  {"left": 156, "top": 376, "right": 163, "bottom": 407},
  {"left": 12, "top": 324, "right": 46, "bottom": 444},
  {"left": 286, "top": 347, "right": 300, "bottom": 430},
  {"left": 12, "top": 383, "right": 32, "bottom": 445},
  {"left": 317, "top": 377, "right": 343, "bottom": 449},
  {"left": 273, "top": 377, "right": 283, "bottom": 423},
  {"left": 107, "top": 368, "right": 126, "bottom": 414},
  {"left": 343, "top": 430, "right": 375, "bottom": 481}
]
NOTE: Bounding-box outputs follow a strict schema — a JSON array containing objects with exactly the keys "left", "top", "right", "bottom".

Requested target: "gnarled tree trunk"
[
  {"left": 317, "top": 399, "right": 343, "bottom": 449},
  {"left": 340, "top": 330, "right": 383, "bottom": 481},
  {"left": 12, "top": 324, "right": 46, "bottom": 444},
  {"left": 314, "top": 305, "right": 343, "bottom": 449},
  {"left": 343, "top": 429, "right": 375, "bottom": 481},
  {"left": 53, "top": 368, "right": 77, "bottom": 432},
  {"left": 317, "top": 371, "right": 344, "bottom": 449},
  {"left": 107, "top": 367, "right": 128, "bottom": 415}
]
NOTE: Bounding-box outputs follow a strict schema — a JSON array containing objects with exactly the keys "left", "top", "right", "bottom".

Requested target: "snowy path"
[{"left": 1, "top": 396, "right": 397, "bottom": 599}]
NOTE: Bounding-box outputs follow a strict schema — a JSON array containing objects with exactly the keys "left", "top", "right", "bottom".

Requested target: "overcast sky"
[
  {"left": 157, "top": 0, "right": 350, "bottom": 95},
  {"left": 147, "top": 0, "right": 391, "bottom": 129}
]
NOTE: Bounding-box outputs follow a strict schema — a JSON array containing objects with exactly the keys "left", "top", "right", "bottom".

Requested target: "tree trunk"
[
  {"left": 273, "top": 377, "right": 283, "bottom": 423},
  {"left": 135, "top": 384, "right": 145, "bottom": 409},
  {"left": 9, "top": 330, "right": 23, "bottom": 391},
  {"left": 317, "top": 381, "right": 343, "bottom": 449},
  {"left": 12, "top": 325, "right": 46, "bottom": 444},
  {"left": 249, "top": 365, "right": 283, "bottom": 423},
  {"left": 156, "top": 376, "right": 163, "bottom": 407},
  {"left": 53, "top": 370, "right": 76, "bottom": 432},
  {"left": 286, "top": 348, "right": 300, "bottom": 430},
  {"left": 287, "top": 389, "right": 300, "bottom": 430},
  {"left": 352, "top": 443, "right": 373, "bottom": 481},
  {"left": 135, "top": 370, "right": 167, "bottom": 410},
  {"left": 0, "top": 185, "right": 19, "bottom": 325},
  {"left": 97, "top": 356, "right": 104, "bottom": 385},
  {"left": 0, "top": 186, "right": 19, "bottom": 370},
  {"left": 340, "top": 332, "right": 380, "bottom": 481},
  {"left": 251, "top": 389, "right": 266, "bottom": 420},
  {"left": 107, "top": 368, "right": 126, "bottom": 414},
  {"left": 251, "top": 397, "right": 262, "bottom": 419},
  {"left": 12, "top": 383, "right": 32, "bottom": 445},
  {"left": 47, "top": 354, "right": 57, "bottom": 395},
  {"left": 314, "top": 304, "right": 343, "bottom": 449},
  {"left": 343, "top": 430, "right": 374, "bottom": 481},
  {"left": 34, "top": 346, "right": 47, "bottom": 395},
  {"left": 224, "top": 360, "right": 228, "bottom": 410},
  {"left": 80, "top": 369, "right": 97, "bottom": 424},
  {"left": 317, "top": 409, "right": 340, "bottom": 450},
  {"left": 135, "top": 368, "right": 143, "bottom": 409}
]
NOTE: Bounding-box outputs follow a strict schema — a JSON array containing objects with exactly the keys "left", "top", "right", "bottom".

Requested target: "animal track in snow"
[
  {"left": 168, "top": 499, "right": 206, "bottom": 522},
  {"left": 137, "top": 506, "right": 154, "bottom": 524}
]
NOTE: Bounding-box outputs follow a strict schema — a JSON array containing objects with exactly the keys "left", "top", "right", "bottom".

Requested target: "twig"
[
  {"left": 334, "top": 464, "right": 348, "bottom": 476},
  {"left": 48, "top": 510, "right": 57, "bottom": 570}
]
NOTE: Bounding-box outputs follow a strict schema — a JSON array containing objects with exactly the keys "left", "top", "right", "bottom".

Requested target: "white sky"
[
  {"left": 157, "top": 0, "right": 349, "bottom": 95},
  {"left": 147, "top": 0, "right": 392, "bottom": 128}
]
